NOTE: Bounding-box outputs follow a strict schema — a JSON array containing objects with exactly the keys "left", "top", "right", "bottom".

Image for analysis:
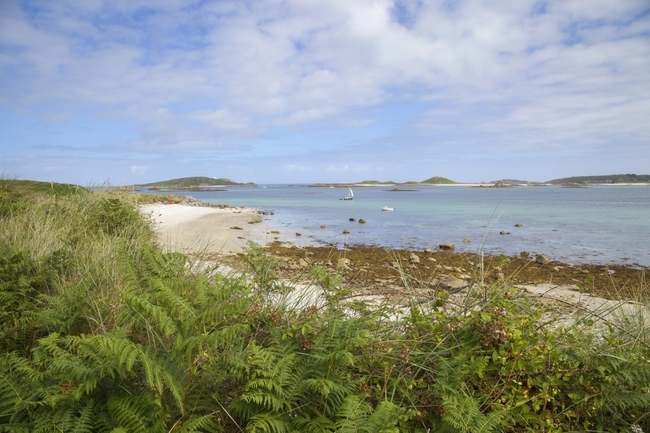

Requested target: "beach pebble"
[{"left": 439, "top": 276, "right": 467, "bottom": 290}]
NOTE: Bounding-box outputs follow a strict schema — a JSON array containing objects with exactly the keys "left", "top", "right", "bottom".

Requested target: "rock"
[
  {"left": 514, "top": 223, "right": 523, "bottom": 227},
  {"left": 427, "top": 257, "right": 437, "bottom": 263},
  {"left": 424, "top": 248, "right": 432, "bottom": 253},
  {"left": 230, "top": 226, "right": 243, "bottom": 230},
  {"left": 535, "top": 254, "right": 550, "bottom": 265},
  {"left": 358, "top": 218, "right": 366, "bottom": 224},
  {"left": 520, "top": 251, "right": 529, "bottom": 258},
  {"left": 349, "top": 218, "right": 356, "bottom": 221},
  {"left": 298, "top": 258, "right": 309, "bottom": 268},
  {"left": 439, "top": 276, "right": 467, "bottom": 291},
  {"left": 439, "top": 242, "right": 455, "bottom": 251},
  {"left": 271, "top": 230, "right": 281, "bottom": 234},
  {"left": 338, "top": 258, "right": 351, "bottom": 268},
  {"left": 342, "top": 229, "right": 350, "bottom": 234},
  {"left": 462, "top": 238, "right": 471, "bottom": 243},
  {"left": 295, "top": 232, "right": 302, "bottom": 236},
  {"left": 409, "top": 254, "right": 420, "bottom": 264},
  {"left": 500, "top": 230, "right": 510, "bottom": 235},
  {"left": 320, "top": 224, "right": 327, "bottom": 229}
]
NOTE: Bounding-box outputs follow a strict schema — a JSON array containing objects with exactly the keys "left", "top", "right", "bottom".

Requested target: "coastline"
[{"left": 141, "top": 202, "right": 647, "bottom": 303}]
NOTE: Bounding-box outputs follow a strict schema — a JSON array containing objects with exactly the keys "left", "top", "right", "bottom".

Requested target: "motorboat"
[{"left": 381, "top": 206, "right": 395, "bottom": 211}]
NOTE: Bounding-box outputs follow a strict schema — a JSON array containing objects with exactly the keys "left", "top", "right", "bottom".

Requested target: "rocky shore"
[
  {"left": 141, "top": 202, "right": 648, "bottom": 304},
  {"left": 214, "top": 243, "right": 648, "bottom": 303}
]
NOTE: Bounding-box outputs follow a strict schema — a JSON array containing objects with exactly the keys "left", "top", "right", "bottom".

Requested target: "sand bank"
[{"left": 140, "top": 203, "right": 286, "bottom": 256}]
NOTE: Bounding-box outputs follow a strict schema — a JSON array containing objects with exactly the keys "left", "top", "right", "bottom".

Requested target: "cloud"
[{"left": 1, "top": 0, "right": 648, "bottom": 183}]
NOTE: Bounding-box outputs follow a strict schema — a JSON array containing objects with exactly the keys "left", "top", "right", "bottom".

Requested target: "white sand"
[{"left": 140, "top": 203, "right": 285, "bottom": 256}]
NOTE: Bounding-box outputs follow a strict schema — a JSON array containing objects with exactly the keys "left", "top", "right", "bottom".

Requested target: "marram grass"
[{"left": 0, "top": 179, "right": 648, "bottom": 432}]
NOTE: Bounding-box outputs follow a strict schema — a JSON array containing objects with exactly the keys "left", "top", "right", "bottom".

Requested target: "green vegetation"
[
  {"left": 358, "top": 180, "right": 397, "bottom": 185},
  {"left": 418, "top": 176, "right": 458, "bottom": 184},
  {"left": 548, "top": 174, "right": 650, "bottom": 185},
  {"left": 1, "top": 178, "right": 649, "bottom": 432},
  {"left": 139, "top": 176, "right": 254, "bottom": 188}
]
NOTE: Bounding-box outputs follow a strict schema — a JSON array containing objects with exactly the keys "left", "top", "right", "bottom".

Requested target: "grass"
[{"left": 1, "top": 178, "right": 649, "bottom": 432}]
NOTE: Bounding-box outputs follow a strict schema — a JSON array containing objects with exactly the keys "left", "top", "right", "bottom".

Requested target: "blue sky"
[{"left": 1, "top": 0, "right": 649, "bottom": 185}]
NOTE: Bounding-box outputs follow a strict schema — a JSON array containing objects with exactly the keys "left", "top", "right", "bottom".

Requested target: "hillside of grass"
[
  {"left": 418, "top": 176, "right": 458, "bottom": 184},
  {"left": 1, "top": 178, "right": 649, "bottom": 432},
  {"left": 548, "top": 174, "right": 650, "bottom": 185},
  {"left": 138, "top": 176, "right": 255, "bottom": 188}
]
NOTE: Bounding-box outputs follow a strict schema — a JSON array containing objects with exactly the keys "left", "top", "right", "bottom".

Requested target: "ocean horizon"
[{"left": 140, "top": 184, "right": 650, "bottom": 268}]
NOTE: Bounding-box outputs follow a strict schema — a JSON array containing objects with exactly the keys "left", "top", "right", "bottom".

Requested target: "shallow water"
[{"left": 141, "top": 185, "right": 650, "bottom": 267}]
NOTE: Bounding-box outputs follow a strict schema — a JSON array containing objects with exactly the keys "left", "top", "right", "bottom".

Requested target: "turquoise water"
[{"left": 141, "top": 185, "right": 650, "bottom": 267}]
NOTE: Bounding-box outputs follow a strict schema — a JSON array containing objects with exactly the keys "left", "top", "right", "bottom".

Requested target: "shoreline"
[{"left": 141, "top": 203, "right": 647, "bottom": 302}]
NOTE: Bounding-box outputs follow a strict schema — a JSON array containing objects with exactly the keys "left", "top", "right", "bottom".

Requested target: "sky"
[{"left": 1, "top": 0, "right": 649, "bottom": 185}]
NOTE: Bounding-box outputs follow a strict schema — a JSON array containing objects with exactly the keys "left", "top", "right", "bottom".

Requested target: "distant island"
[
  {"left": 546, "top": 174, "right": 650, "bottom": 185},
  {"left": 124, "top": 174, "right": 650, "bottom": 191},
  {"left": 135, "top": 176, "right": 257, "bottom": 191}
]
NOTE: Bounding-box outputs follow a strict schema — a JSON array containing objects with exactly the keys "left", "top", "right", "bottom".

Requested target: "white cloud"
[{"left": 1, "top": 0, "right": 648, "bottom": 183}]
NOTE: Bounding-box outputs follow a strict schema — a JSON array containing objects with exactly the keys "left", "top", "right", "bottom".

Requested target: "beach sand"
[{"left": 140, "top": 203, "right": 287, "bottom": 256}]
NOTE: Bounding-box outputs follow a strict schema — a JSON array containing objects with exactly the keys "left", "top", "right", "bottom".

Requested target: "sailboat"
[{"left": 343, "top": 187, "right": 354, "bottom": 200}]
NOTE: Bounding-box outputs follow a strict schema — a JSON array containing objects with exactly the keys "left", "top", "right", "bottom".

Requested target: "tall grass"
[{"left": 1, "top": 179, "right": 649, "bottom": 432}]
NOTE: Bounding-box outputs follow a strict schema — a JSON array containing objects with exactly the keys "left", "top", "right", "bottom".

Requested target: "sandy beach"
[{"left": 140, "top": 203, "right": 287, "bottom": 256}]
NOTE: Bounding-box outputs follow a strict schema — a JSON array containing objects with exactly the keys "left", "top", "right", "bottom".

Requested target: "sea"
[{"left": 139, "top": 185, "right": 650, "bottom": 268}]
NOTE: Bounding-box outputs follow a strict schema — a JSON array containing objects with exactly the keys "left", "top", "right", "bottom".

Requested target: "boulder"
[
  {"left": 358, "top": 218, "right": 366, "bottom": 224},
  {"left": 462, "top": 238, "right": 471, "bottom": 243},
  {"left": 514, "top": 223, "right": 523, "bottom": 227},
  {"left": 439, "top": 242, "right": 455, "bottom": 251},
  {"left": 424, "top": 248, "right": 432, "bottom": 253},
  {"left": 535, "top": 254, "right": 550, "bottom": 265},
  {"left": 342, "top": 229, "right": 350, "bottom": 234},
  {"left": 439, "top": 276, "right": 467, "bottom": 291}
]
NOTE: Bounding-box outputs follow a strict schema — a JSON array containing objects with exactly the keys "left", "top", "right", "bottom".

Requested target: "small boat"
[
  {"left": 343, "top": 187, "right": 354, "bottom": 200},
  {"left": 382, "top": 206, "right": 395, "bottom": 211}
]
